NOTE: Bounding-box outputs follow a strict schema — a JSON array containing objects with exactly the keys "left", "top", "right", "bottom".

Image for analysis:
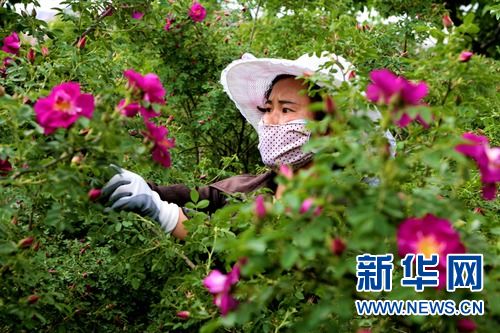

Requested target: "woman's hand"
[{"left": 101, "top": 164, "right": 180, "bottom": 233}]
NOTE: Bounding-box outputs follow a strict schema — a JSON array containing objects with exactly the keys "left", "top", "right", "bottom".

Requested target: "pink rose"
[
  {"left": 124, "top": 69, "right": 166, "bottom": 105},
  {"left": 456, "top": 132, "right": 500, "bottom": 200},
  {"left": 397, "top": 214, "right": 465, "bottom": 288},
  {"left": 34, "top": 82, "right": 95, "bottom": 135},
  {"left": 188, "top": 2, "right": 207, "bottom": 22},
  {"left": 203, "top": 262, "right": 241, "bottom": 315},
  {"left": 366, "top": 69, "right": 429, "bottom": 128},
  {"left": 144, "top": 121, "right": 175, "bottom": 168},
  {"left": 1, "top": 32, "right": 20, "bottom": 55}
]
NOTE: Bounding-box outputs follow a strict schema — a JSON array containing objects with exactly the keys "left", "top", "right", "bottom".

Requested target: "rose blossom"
[
  {"left": 456, "top": 132, "right": 499, "bottom": 200},
  {"left": 397, "top": 214, "right": 465, "bottom": 288},
  {"left": 143, "top": 121, "right": 175, "bottom": 168},
  {"left": 188, "top": 2, "right": 207, "bottom": 22},
  {"left": 116, "top": 99, "right": 155, "bottom": 118},
  {"left": 203, "top": 262, "right": 240, "bottom": 315},
  {"left": 34, "top": 82, "right": 95, "bottom": 135},
  {"left": 366, "top": 69, "right": 429, "bottom": 128},
  {"left": 1, "top": 32, "right": 20, "bottom": 55},
  {"left": 123, "top": 69, "right": 166, "bottom": 105}
]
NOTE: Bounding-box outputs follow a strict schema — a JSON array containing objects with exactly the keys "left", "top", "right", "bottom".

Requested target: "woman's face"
[{"left": 261, "top": 78, "right": 314, "bottom": 125}]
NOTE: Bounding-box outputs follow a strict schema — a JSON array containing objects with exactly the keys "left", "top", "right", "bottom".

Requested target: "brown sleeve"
[{"left": 147, "top": 182, "right": 227, "bottom": 214}]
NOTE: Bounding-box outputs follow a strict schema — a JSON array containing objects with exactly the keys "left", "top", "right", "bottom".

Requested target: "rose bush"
[{"left": 0, "top": 0, "right": 499, "bottom": 332}]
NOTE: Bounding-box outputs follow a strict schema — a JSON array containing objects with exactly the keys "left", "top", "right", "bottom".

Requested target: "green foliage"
[{"left": 0, "top": 0, "right": 499, "bottom": 332}]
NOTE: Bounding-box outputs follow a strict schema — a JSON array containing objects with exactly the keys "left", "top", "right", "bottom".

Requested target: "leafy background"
[{"left": 0, "top": 0, "right": 499, "bottom": 332}]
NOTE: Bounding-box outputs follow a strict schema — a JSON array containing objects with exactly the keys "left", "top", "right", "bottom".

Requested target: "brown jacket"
[{"left": 148, "top": 171, "right": 277, "bottom": 214}]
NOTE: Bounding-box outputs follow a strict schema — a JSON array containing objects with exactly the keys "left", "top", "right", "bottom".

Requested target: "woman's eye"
[
  {"left": 257, "top": 106, "right": 271, "bottom": 113},
  {"left": 282, "top": 108, "right": 293, "bottom": 113}
]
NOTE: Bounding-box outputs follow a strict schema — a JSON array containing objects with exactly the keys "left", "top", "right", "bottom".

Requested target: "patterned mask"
[{"left": 257, "top": 119, "right": 313, "bottom": 169}]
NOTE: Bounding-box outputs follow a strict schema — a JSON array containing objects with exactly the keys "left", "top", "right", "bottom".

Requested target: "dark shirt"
[{"left": 148, "top": 171, "right": 277, "bottom": 214}]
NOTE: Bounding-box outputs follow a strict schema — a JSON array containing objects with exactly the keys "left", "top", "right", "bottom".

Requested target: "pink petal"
[
  {"left": 482, "top": 183, "right": 497, "bottom": 200},
  {"left": 255, "top": 195, "right": 266, "bottom": 219},
  {"left": 131, "top": 11, "right": 144, "bottom": 20},
  {"left": 458, "top": 51, "right": 473, "bottom": 63},
  {"left": 366, "top": 84, "right": 382, "bottom": 103},
  {"left": 203, "top": 270, "right": 227, "bottom": 294},
  {"left": 214, "top": 293, "right": 238, "bottom": 316},
  {"left": 395, "top": 113, "right": 412, "bottom": 128},
  {"left": 76, "top": 93, "right": 95, "bottom": 118},
  {"left": 401, "top": 81, "right": 428, "bottom": 105},
  {"left": 151, "top": 145, "right": 172, "bottom": 168},
  {"left": 369, "top": 69, "right": 401, "bottom": 103},
  {"left": 299, "top": 198, "right": 314, "bottom": 214}
]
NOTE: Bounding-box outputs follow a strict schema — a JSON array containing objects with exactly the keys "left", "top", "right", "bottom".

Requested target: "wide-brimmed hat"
[{"left": 220, "top": 52, "right": 354, "bottom": 130}]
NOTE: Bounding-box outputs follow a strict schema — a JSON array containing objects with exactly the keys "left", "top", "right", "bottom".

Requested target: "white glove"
[{"left": 101, "top": 164, "right": 180, "bottom": 233}]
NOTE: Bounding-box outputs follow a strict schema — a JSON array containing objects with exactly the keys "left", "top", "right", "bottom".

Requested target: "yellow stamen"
[{"left": 416, "top": 235, "right": 441, "bottom": 258}]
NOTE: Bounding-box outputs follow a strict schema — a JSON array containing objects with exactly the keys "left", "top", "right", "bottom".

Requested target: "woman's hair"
[{"left": 264, "top": 74, "right": 325, "bottom": 121}]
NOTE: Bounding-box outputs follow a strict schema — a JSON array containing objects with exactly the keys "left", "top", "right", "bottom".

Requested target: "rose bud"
[
  {"left": 71, "top": 154, "right": 83, "bottom": 165},
  {"left": 41, "top": 46, "right": 49, "bottom": 57},
  {"left": 76, "top": 36, "right": 87, "bottom": 49},
  {"left": 27, "top": 48, "right": 35, "bottom": 63},
  {"left": 457, "top": 318, "right": 477, "bottom": 332},
  {"left": 324, "top": 95, "right": 335, "bottom": 114},
  {"left": 442, "top": 15, "right": 453, "bottom": 28},
  {"left": 279, "top": 164, "right": 293, "bottom": 180},
  {"left": 18, "top": 236, "right": 34, "bottom": 249},
  {"left": 176, "top": 311, "right": 190, "bottom": 319},
  {"left": 88, "top": 188, "right": 102, "bottom": 201},
  {"left": 299, "top": 198, "right": 314, "bottom": 214},
  {"left": 27, "top": 294, "right": 40, "bottom": 304},
  {"left": 357, "top": 329, "right": 371, "bottom": 333},
  {"left": 331, "top": 237, "right": 346, "bottom": 256},
  {"left": 255, "top": 195, "right": 266, "bottom": 219},
  {"left": 459, "top": 51, "right": 473, "bottom": 63}
]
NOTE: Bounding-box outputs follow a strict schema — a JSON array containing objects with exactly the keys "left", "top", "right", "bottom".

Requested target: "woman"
[{"left": 100, "top": 52, "right": 361, "bottom": 240}]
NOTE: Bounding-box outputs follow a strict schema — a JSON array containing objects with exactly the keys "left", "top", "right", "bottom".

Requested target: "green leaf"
[
  {"left": 190, "top": 188, "right": 199, "bottom": 203},
  {"left": 0, "top": 240, "right": 17, "bottom": 255},
  {"left": 196, "top": 199, "right": 209, "bottom": 209},
  {"left": 280, "top": 245, "right": 299, "bottom": 269}
]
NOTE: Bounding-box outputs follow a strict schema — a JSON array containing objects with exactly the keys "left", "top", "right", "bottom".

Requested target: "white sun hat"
[{"left": 220, "top": 52, "right": 355, "bottom": 131}]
